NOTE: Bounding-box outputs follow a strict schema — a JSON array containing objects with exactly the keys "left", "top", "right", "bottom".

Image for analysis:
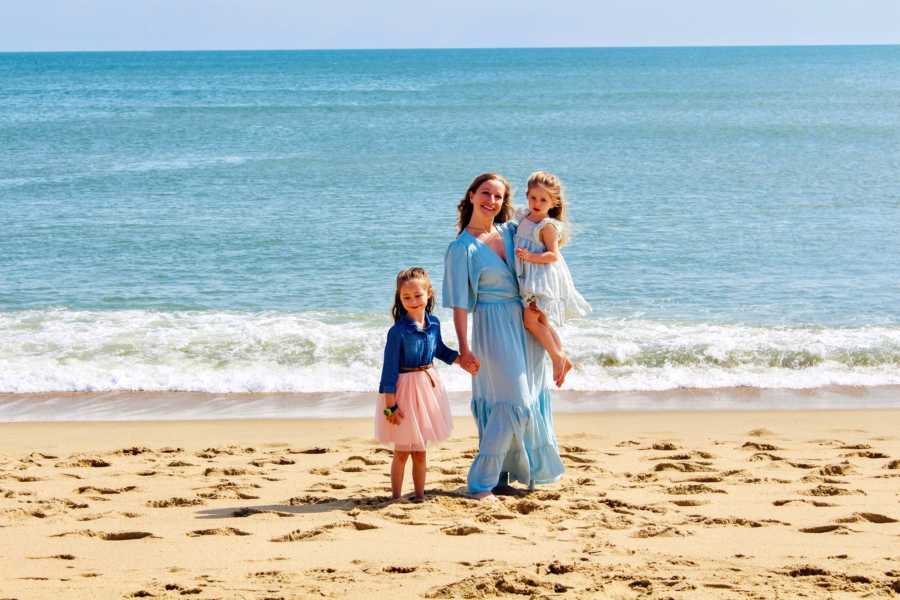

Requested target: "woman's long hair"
[
  {"left": 456, "top": 173, "right": 514, "bottom": 234},
  {"left": 391, "top": 267, "right": 435, "bottom": 323}
]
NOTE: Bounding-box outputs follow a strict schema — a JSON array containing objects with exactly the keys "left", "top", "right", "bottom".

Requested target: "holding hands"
[{"left": 457, "top": 350, "right": 480, "bottom": 375}]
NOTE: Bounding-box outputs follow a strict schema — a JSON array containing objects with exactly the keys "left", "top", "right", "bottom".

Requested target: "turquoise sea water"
[{"left": 1, "top": 46, "right": 899, "bottom": 405}]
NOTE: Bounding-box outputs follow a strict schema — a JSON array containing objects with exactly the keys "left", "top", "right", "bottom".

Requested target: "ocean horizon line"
[{"left": 3, "top": 42, "right": 900, "bottom": 55}]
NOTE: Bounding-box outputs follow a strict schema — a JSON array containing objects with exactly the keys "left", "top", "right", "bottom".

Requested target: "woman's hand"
[{"left": 459, "top": 350, "right": 480, "bottom": 375}]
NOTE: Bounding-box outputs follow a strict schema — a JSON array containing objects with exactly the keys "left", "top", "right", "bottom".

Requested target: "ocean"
[{"left": 2, "top": 46, "right": 899, "bottom": 419}]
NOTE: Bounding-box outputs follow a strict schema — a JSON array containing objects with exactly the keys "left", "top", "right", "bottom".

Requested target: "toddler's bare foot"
[
  {"left": 551, "top": 355, "right": 565, "bottom": 386},
  {"left": 551, "top": 354, "right": 572, "bottom": 387},
  {"left": 557, "top": 356, "right": 573, "bottom": 387}
]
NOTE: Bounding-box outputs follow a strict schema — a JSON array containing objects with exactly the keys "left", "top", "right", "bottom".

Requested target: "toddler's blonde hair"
[{"left": 527, "top": 171, "right": 569, "bottom": 245}]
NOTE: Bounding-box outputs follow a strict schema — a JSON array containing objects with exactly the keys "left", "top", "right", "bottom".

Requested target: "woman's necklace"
[{"left": 466, "top": 223, "right": 497, "bottom": 238}]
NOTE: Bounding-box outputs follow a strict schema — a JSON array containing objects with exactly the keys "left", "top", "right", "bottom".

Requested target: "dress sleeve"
[
  {"left": 513, "top": 206, "right": 530, "bottom": 223},
  {"left": 442, "top": 240, "right": 475, "bottom": 312},
  {"left": 433, "top": 318, "right": 460, "bottom": 365},
  {"left": 378, "top": 327, "right": 402, "bottom": 394},
  {"left": 538, "top": 218, "right": 563, "bottom": 244}
]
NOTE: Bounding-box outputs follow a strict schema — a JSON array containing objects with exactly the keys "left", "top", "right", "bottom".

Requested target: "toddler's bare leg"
[
  {"left": 391, "top": 451, "right": 410, "bottom": 499},
  {"left": 540, "top": 312, "right": 572, "bottom": 385},
  {"left": 411, "top": 451, "right": 427, "bottom": 500},
  {"left": 523, "top": 305, "right": 571, "bottom": 386},
  {"left": 537, "top": 310, "right": 564, "bottom": 351}
]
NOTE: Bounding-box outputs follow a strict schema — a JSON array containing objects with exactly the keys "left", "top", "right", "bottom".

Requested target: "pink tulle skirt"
[{"left": 375, "top": 368, "right": 453, "bottom": 452}]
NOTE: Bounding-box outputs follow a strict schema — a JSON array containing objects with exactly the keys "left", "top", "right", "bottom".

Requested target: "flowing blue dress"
[{"left": 443, "top": 221, "right": 565, "bottom": 494}]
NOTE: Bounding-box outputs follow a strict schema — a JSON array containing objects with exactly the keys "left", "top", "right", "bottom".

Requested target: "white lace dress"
[{"left": 514, "top": 211, "right": 592, "bottom": 327}]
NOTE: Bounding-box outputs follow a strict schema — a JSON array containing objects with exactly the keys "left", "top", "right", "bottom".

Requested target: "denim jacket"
[{"left": 378, "top": 313, "right": 459, "bottom": 394}]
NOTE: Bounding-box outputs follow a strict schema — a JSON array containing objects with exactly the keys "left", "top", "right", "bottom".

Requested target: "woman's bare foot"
[{"left": 472, "top": 491, "right": 498, "bottom": 502}]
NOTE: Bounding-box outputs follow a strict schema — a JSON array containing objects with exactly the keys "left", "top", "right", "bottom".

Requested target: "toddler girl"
[
  {"left": 514, "top": 171, "right": 592, "bottom": 386},
  {"left": 376, "top": 267, "right": 470, "bottom": 500}
]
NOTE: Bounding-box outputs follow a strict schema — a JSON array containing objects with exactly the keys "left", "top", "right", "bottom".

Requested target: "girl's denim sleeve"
[
  {"left": 433, "top": 321, "right": 459, "bottom": 366},
  {"left": 378, "top": 327, "right": 402, "bottom": 394}
]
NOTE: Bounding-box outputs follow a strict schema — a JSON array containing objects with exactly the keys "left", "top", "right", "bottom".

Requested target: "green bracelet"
[{"left": 383, "top": 403, "right": 399, "bottom": 417}]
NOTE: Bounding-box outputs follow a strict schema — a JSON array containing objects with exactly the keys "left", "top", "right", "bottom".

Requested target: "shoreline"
[{"left": 1, "top": 385, "right": 898, "bottom": 423}]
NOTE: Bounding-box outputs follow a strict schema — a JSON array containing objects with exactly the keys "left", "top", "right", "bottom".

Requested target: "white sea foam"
[{"left": 1, "top": 309, "right": 900, "bottom": 394}]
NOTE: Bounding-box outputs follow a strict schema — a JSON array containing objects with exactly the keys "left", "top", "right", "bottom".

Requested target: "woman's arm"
[{"left": 515, "top": 224, "right": 560, "bottom": 264}]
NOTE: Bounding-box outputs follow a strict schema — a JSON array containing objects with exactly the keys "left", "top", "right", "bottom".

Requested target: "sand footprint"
[
  {"left": 801, "top": 485, "right": 865, "bottom": 497},
  {"left": 799, "top": 525, "right": 856, "bottom": 534},
  {"left": 666, "top": 484, "right": 726, "bottom": 495},
  {"left": 384, "top": 565, "right": 416, "bottom": 573},
  {"left": 632, "top": 525, "right": 691, "bottom": 538},
  {"left": 773, "top": 498, "right": 836, "bottom": 507},
  {"left": 441, "top": 524, "right": 482, "bottom": 536},
  {"left": 654, "top": 462, "right": 715, "bottom": 473},
  {"left": 231, "top": 507, "right": 294, "bottom": 518},
  {"left": 187, "top": 527, "right": 251, "bottom": 537},
  {"left": 835, "top": 512, "right": 897, "bottom": 524},
  {"left": 271, "top": 520, "right": 378, "bottom": 542},
  {"left": 286, "top": 446, "right": 332, "bottom": 455},
  {"left": 51, "top": 529, "right": 158, "bottom": 540},
  {"left": 842, "top": 450, "right": 889, "bottom": 459},
  {"left": 650, "top": 442, "right": 679, "bottom": 451},
  {"left": 76, "top": 485, "right": 137, "bottom": 495},
  {"left": 742, "top": 442, "right": 781, "bottom": 451},
  {"left": 146, "top": 497, "right": 205, "bottom": 508},
  {"left": 57, "top": 457, "right": 111, "bottom": 468}
]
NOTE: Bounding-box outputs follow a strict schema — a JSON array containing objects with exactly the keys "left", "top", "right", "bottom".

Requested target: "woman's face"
[{"left": 468, "top": 179, "right": 506, "bottom": 221}]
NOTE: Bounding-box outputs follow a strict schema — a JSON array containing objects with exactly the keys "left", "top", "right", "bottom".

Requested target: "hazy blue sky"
[{"left": 2, "top": 0, "right": 899, "bottom": 52}]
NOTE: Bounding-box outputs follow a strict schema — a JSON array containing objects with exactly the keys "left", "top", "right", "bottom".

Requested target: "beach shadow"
[{"left": 194, "top": 487, "right": 475, "bottom": 519}]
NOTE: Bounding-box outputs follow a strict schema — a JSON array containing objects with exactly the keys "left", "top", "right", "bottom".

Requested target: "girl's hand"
[
  {"left": 515, "top": 247, "right": 533, "bottom": 262},
  {"left": 383, "top": 394, "right": 403, "bottom": 426},
  {"left": 387, "top": 408, "right": 405, "bottom": 426}
]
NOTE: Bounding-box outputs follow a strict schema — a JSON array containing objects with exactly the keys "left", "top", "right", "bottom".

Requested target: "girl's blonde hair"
[
  {"left": 456, "top": 173, "right": 514, "bottom": 234},
  {"left": 527, "top": 170, "right": 569, "bottom": 245},
  {"left": 391, "top": 267, "right": 435, "bottom": 323}
]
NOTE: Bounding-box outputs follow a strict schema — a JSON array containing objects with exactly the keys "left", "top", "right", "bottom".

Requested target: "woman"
[{"left": 443, "top": 172, "right": 565, "bottom": 500}]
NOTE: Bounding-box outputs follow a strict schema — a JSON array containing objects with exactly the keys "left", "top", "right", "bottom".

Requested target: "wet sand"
[{"left": 2, "top": 385, "right": 899, "bottom": 421}]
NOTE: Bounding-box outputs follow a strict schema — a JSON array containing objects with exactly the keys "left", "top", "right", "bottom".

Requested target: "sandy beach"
[{"left": 1, "top": 409, "right": 898, "bottom": 599}]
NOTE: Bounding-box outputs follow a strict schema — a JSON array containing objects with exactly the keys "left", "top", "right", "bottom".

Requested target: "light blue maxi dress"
[{"left": 443, "top": 221, "right": 565, "bottom": 494}]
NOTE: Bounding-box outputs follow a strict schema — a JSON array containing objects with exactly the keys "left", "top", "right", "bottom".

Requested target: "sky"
[{"left": 2, "top": 0, "right": 899, "bottom": 52}]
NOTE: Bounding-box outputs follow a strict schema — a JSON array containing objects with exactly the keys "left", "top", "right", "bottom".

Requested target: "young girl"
[
  {"left": 514, "top": 171, "right": 592, "bottom": 387},
  {"left": 376, "top": 267, "right": 471, "bottom": 501}
]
